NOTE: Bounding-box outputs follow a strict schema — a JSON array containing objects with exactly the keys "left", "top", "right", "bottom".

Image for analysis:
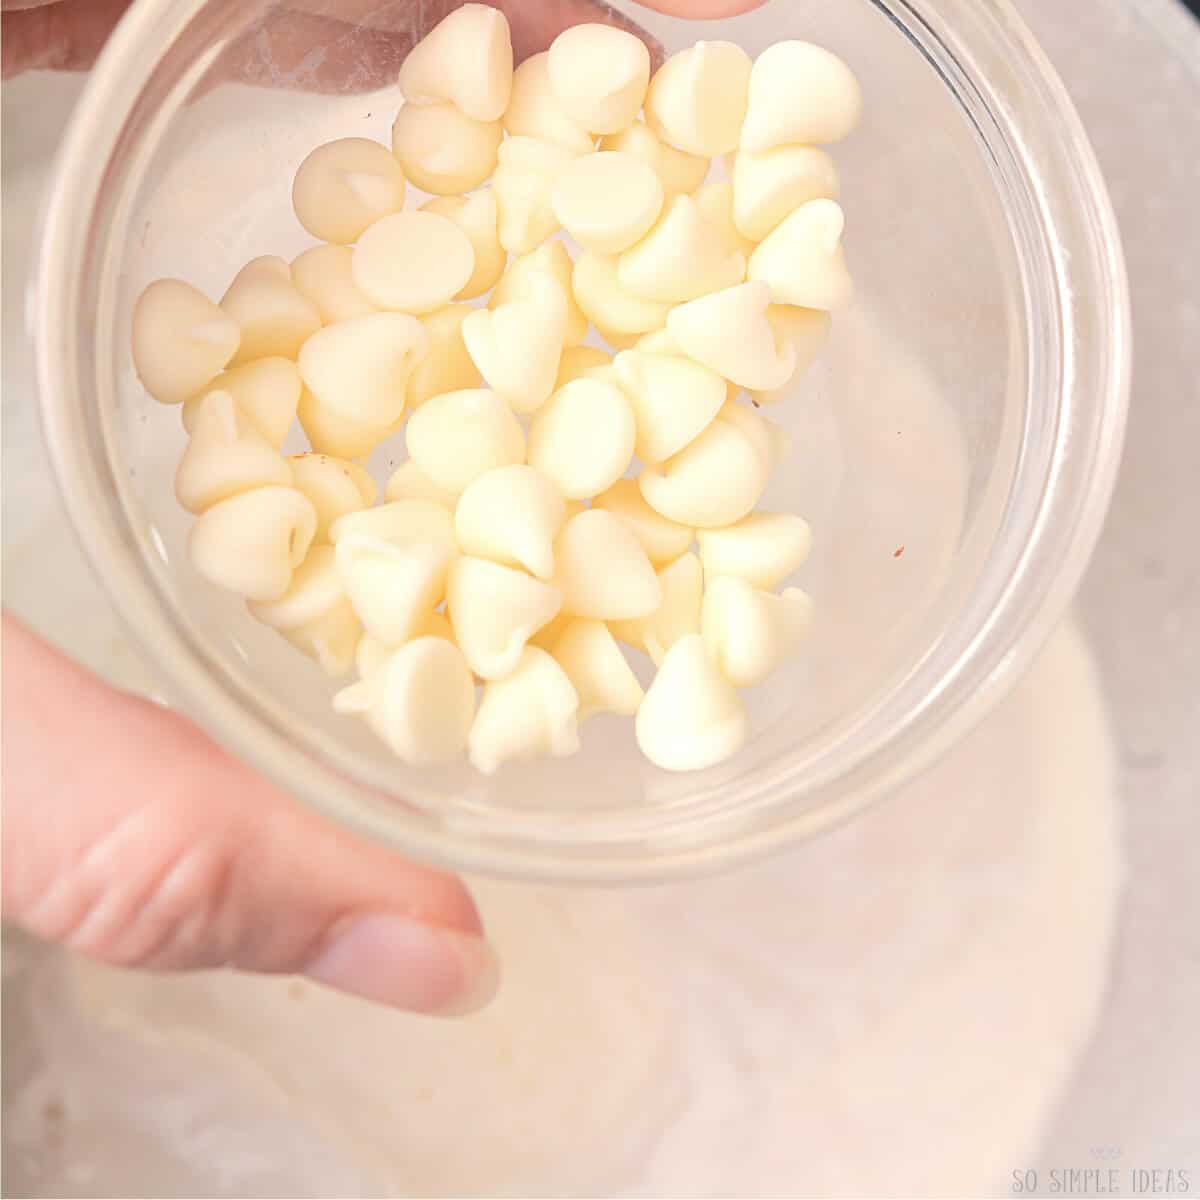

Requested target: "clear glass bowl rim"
[{"left": 34, "top": 0, "right": 1131, "bottom": 883}]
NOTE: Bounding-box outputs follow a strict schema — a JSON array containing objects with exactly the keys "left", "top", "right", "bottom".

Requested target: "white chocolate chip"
[
  {"left": 528, "top": 377, "right": 636, "bottom": 501},
  {"left": 600, "top": 120, "right": 710, "bottom": 203},
  {"left": 469, "top": 646, "right": 580, "bottom": 775},
  {"left": 152, "top": 26, "right": 858, "bottom": 775},
  {"left": 391, "top": 101, "right": 503, "bottom": 195},
  {"left": 555, "top": 509, "right": 661, "bottom": 621},
  {"left": 407, "top": 305, "right": 482, "bottom": 412},
  {"left": 232, "top": 256, "right": 293, "bottom": 287},
  {"left": 490, "top": 241, "right": 588, "bottom": 347},
  {"left": 572, "top": 251, "right": 671, "bottom": 342},
  {"left": 645, "top": 41, "right": 753, "bottom": 158},
  {"left": 455, "top": 464, "right": 566, "bottom": 581},
  {"left": 740, "top": 41, "right": 862, "bottom": 152},
  {"left": 580, "top": 359, "right": 626, "bottom": 387},
  {"left": 333, "top": 500, "right": 458, "bottom": 646},
  {"left": 298, "top": 311, "right": 429, "bottom": 427},
  {"left": 421, "top": 191, "right": 506, "bottom": 301},
  {"left": 719, "top": 399, "right": 790, "bottom": 473},
  {"left": 352, "top": 211, "right": 476, "bottom": 315},
  {"left": 613, "top": 551, "right": 703, "bottom": 666},
  {"left": 182, "top": 357, "right": 301, "bottom": 448},
  {"left": 291, "top": 245, "right": 377, "bottom": 325},
  {"left": 335, "top": 637, "right": 476, "bottom": 764},
  {"left": 269, "top": 555, "right": 355, "bottom": 634},
  {"left": 356, "top": 632, "right": 391, "bottom": 678},
  {"left": 398, "top": 3, "right": 513, "bottom": 122},
  {"left": 288, "top": 452, "right": 377, "bottom": 542},
  {"left": 220, "top": 267, "right": 321, "bottom": 365},
  {"left": 667, "top": 281, "right": 796, "bottom": 391},
  {"left": 405, "top": 388, "right": 525, "bottom": 495},
  {"left": 550, "top": 619, "right": 644, "bottom": 721},
  {"left": 659, "top": 145, "right": 711, "bottom": 199},
  {"left": 635, "top": 335, "right": 739, "bottom": 421},
  {"left": 492, "top": 135, "right": 581, "bottom": 255},
  {"left": 336, "top": 533, "right": 451, "bottom": 646},
  {"left": 297, "top": 388, "right": 398, "bottom": 460},
  {"left": 463, "top": 274, "right": 566, "bottom": 414},
  {"left": 639, "top": 413, "right": 768, "bottom": 528},
  {"left": 748, "top": 199, "right": 854, "bottom": 311},
  {"left": 448, "top": 556, "right": 562, "bottom": 680},
  {"left": 421, "top": 611, "right": 455, "bottom": 643},
  {"left": 528, "top": 609, "right": 574, "bottom": 653},
  {"left": 385, "top": 459, "right": 459, "bottom": 510},
  {"left": 635, "top": 634, "right": 747, "bottom": 772},
  {"left": 291, "top": 137, "right": 407, "bottom": 244},
  {"left": 694, "top": 181, "right": 757, "bottom": 260},
  {"left": 608, "top": 614, "right": 645, "bottom": 653},
  {"left": 633, "top": 327, "right": 684, "bottom": 356},
  {"left": 503, "top": 52, "right": 594, "bottom": 153},
  {"left": 592, "top": 477, "right": 693, "bottom": 566},
  {"left": 287, "top": 599, "right": 364, "bottom": 677},
  {"left": 732, "top": 145, "right": 840, "bottom": 242},
  {"left": 175, "top": 391, "right": 293, "bottom": 515},
  {"left": 611, "top": 349, "right": 726, "bottom": 464},
  {"left": 618, "top": 194, "right": 745, "bottom": 304},
  {"left": 696, "top": 511, "right": 813, "bottom": 589},
  {"left": 702, "top": 576, "right": 813, "bottom": 688},
  {"left": 329, "top": 497, "right": 457, "bottom": 549},
  {"left": 250, "top": 544, "right": 361, "bottom": 677},
  {"left": 547, "top": 23, "right": 651, "bottom": 135},
  {"left": 552, "top": 151, "right": 664, "bottom": 256},
  {"left": 189, "top": 485, "right": 316, "bottom": 603},
  {"left": 556, "top": 344, "right": 613, "bottom": 389},
  {"left": 132, "top": 278, "right": 240, "bottom": 405},
  {"left": 750, "top": 305, "right": 832, "bottom": 406},
  {"left": 357, "top": 613, "right": 451, "bottom": 673}
]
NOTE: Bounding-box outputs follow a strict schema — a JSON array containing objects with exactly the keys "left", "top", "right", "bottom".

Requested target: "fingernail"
[{"left": 304, "top": 914, "right": 499, "bottom": 1016}]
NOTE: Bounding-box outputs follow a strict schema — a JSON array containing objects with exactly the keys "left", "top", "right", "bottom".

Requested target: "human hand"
[
  {"left": 2, "top": 614, "right": 499, "bottom": 1015},
  {"left": 2, "top": 0, "right": 765, "bottom": 81},
  {"left": 1, "top": 0, "right": 764, "bottom": 1016}
]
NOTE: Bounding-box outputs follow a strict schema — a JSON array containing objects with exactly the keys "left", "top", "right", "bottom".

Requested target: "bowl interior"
[{"left": 90, "top": 0, "right": 1026, "bottom": 846}]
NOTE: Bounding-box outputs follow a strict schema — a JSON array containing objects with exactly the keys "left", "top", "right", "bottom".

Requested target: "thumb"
[{"left": 1, "top": 614, "right": 497, "bottom": 1016}]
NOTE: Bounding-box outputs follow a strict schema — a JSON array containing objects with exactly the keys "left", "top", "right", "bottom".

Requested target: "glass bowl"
[{"left": 34, "top": 0, "right": 1130, "bottom": 881}]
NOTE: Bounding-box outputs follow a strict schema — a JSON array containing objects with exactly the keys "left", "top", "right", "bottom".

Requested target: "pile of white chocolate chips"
[{"left": 131, "top": 5, "right": 860, "bottom": 775}]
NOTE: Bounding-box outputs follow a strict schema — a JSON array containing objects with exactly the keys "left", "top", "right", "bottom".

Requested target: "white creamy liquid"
[{"left": 3, "top": 73, "right": 1121, "bottom": 1199}]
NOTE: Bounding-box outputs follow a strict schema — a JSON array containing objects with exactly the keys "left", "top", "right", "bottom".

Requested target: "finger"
[
  {"left": 3, "top": 0, "right": 666, "bottom": 86},
  {"left": 2, "top": 0, "right": 129, "bottom": 77},
  {"left": 493, "top": 0, "right": 663, "bottom": 65},
  {"left": 0, "top": 0, "right": 415, "bottom": 86},
  {"left": 636, "top": 0, "right": 768, "bottom": 14},
  {"left": 212, "top": 0, "right": 662, "bottom": 94},
  {"left": 0, "top": 614, "right": 497, "bottom": 1016}
]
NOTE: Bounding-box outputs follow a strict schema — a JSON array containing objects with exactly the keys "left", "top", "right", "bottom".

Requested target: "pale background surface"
[
  {"left": 2, "top": 0, "right": 1198, "bottom": 1190},
  {"left": 1018, "top": 0, "right": 1200, "bottom": 1177}
]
